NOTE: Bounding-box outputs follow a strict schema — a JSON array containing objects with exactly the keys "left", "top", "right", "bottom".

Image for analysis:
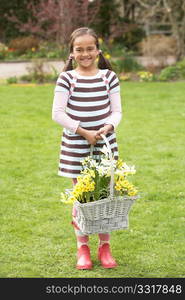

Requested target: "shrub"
[
  {"left": 158, "top": 58, "right": 185, "bottom": 81},
  {"left": 19, "top": 74, "right": 33, "bottom": 82},
  {"left": 138, "top": 34, "right": 178, "bottom": 68},
  {"left": 25, "top": 59, "right": 47, "bottom": 83},
  {"left": 0, "top": 42, "right": 8, "bottom": 60},
  {"left": 176, "top": 59, "right": 185, "bottom": 78},
  {"left": 138, "top": 34, "right": 177, "bottom": 57},
  {"left": 21, "top": 42, "right": 68, "bottom": 60},
  {"left": 114, "top": 24, "right": 146, "bottom": 52},
  {"left": 19, "top": 72, "right": 57, "bottom": 84},
  {"left": 112, "top": 53, "right": 142, "bottom": 73},
  {"left": 19, "top": 60, "right": 58, "bottom": 83},
  {"left": 8, "top": 36, "right": 40, "bottom": 54},
  {"left": 7, "top": 76, "right": 18, "bottom": 84},
  {"left": 158, "top": 66, "right": 180, "bottom": 81},
  {"left": 0, "top": 43, "right": 8, "bottom": 52}
]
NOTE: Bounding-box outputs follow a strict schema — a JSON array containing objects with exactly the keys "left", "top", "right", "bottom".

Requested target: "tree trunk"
[{"left": 163, "top": 0, "right": 185, "bottom": 60}]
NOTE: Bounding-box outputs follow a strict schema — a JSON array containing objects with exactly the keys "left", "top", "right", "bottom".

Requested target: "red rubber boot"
[
  {"left": 98, "top": 243, "right": 118, "bottom": 268},
  {"left": 76, "top": 245, "right": 93, "bottom": 270}
]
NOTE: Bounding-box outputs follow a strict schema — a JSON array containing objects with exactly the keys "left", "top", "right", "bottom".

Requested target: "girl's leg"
[
  {"left": 98, "top": 233, "right": 118, "bottom": 268},
  {"left": 98, "top": 233, "right": 110, "bottom": 246},
  {"left": 74, "top": 227, "right": 89, "bottom": 249},
  {"left": 72, "top": 178, "right": 77, "bottom": 185},
  {"left": 72, "top": 178, "right": 92, "bottom": 270}
]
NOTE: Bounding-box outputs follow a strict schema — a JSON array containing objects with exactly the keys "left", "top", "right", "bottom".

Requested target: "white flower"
[
  {"left": 96, "top": 166, "right": 107, "bottom": 176},
  {"left": 101, "top": 158, "right": 110, "bottom": 166},
  {"left": 89, "top": 159, "right": 98, "bottom": 168},
  {"left": 100, "top": 145, "right": 111, "bottom": 157},
  {"left": 117, "top": 163, "right": 136, "bottom": 175},
  {"left": 115, "top": 169, "right": 124, "bottom": 176},
  {"left": 82, "top": 156, "right": 91, "bottom": 165},
  {"left": 123, "top": 163, "right": 136, "bottom": 174}
]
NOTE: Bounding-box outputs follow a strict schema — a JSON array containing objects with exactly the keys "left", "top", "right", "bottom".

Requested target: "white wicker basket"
[
  {"left": 73, "top": 195, "right": 137, "bottom": 235},
  {"left": 73, "top": 134, "right": 138, "bottom": 235}
]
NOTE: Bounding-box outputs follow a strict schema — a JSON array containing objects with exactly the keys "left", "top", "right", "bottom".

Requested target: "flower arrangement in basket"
[{"left": 61, "top": 134, "right": 139, "bottom": 234}]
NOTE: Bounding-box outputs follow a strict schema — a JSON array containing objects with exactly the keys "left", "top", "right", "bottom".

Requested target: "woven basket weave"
[
  {"left": 73, "top": 195, "right": 137, "bottom": 235},
  {"left": 73, "top": 134, "right": 138, "bottom": 235}
]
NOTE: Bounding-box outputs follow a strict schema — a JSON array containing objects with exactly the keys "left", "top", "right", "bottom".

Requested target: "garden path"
[{"left": 0, "top": 60, "right": 64, "bottom": 79}]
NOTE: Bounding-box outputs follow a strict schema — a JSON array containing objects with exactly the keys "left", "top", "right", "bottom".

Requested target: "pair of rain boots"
[{"left": 76, "top": 243, "right": 118, "bottom": 270}]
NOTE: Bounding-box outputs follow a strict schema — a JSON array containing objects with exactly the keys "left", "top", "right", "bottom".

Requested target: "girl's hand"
[
  {"left": 84, "top": 130, "right": 99, "bottom": 145},
  {"left": 96, "top": 124, "right": 114, "bottom": 140},
  {"left": 76, "top": 126, "right": 99, "bottom": 145}
]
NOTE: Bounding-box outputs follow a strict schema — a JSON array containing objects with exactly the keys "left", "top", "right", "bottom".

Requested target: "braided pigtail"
[
  {"left": 98, "top": 51, "right": 113, "bottom": 71},
  {"left": 62, "top": 55, "right": 74, "bottom": 72}
]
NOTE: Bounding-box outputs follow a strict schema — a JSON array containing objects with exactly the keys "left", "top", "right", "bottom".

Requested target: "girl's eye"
[{"left": 75, "top": 48, "right": 95, "bottom": 53}]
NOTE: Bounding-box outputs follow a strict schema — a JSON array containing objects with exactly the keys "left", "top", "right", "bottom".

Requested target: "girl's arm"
[
  {"left": 52, "top": 91, "right": 80, "bottom": 133},
  {"left": 52, "top": 90, "right": 121, "bottom": 144},
  {"left": 52, "top": 92, "right": 99, "bottom": 145},
  {"left": 96, "top": 91, "right": 122, "bottom": 137},
  {"left": 105, "top": 91, "right": 122, "bottom": 128}
]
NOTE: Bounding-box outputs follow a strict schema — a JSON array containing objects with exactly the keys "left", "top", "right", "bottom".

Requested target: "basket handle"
[{"left": 90, "top": 133, "right": 114, "bottom": 199}]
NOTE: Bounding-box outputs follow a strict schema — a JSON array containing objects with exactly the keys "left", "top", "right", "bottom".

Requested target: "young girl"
[{"left": 52, "top": 27, "right": 122, "bottom": 270}]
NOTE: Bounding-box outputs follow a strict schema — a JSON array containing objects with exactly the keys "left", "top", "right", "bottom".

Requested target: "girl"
[{"left": 52, "top": 27, "right": 122, "bottom": 270}]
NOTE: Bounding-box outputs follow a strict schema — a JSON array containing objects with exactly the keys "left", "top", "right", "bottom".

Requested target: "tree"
[
  {"left": 162, "top": 0, "right": 185, "bottom": 59},
  {"left": 5, "top": 0, "right": 100, "bottom": 45},
  {"left": 0, "top": 0, "right": 40, "bottom": 43},
  {"left": 118, "top": 0, "right": 136, "bottom": 21},
  {"left": 93, "top": 0, "right": 145, "bottom": 50},
  {"left": 92, "top": 0, "right": 121, "bottom": 40},
  {"left": 132, "top": 0, "right": 185, "bottom": 59}
]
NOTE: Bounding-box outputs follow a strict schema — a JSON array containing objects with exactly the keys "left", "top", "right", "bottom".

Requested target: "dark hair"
[{"left": 63, "top": 27, "right": 113, "bottom": 72}]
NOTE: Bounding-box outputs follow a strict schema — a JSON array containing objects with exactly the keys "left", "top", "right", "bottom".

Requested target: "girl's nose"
[
  {"left": 82, "top": 49, "right": 90, "bottom": 56},
  {"left": 82, "top": 51, "right": 89, "bottom": 56}
]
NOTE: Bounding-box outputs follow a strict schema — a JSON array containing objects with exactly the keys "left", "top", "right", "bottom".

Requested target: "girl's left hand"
[{"left": 96, "top": 124, "right": 114, "bottom": 140}]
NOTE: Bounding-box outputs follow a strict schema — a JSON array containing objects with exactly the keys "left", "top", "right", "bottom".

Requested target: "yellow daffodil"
[
  {"left": 116, "top": 158, "right": 124, "bottom": 168},
  {"left": 128, "top": 189, "right": 138, "bottom": 196},
  {"left": 98, "top": 38, "right": 103, "bottom": 45},
  {"left": 61, "top": 192, "right": 76, "bottom": 204},
  {"left": 105, "top": 53, "right": 111, "bottom": 60}
]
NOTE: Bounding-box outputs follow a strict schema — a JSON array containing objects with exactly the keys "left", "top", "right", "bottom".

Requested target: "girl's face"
[{"left": 72, "top": 34, "right": 99, "bottom": 70}]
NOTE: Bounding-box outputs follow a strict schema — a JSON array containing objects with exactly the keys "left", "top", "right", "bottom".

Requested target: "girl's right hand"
[
  {"left": 76, "top": 126, "right": 100, "bottom": 145},
  {"left": 84, "top": 130, "right": 99, "bottom": 145}
]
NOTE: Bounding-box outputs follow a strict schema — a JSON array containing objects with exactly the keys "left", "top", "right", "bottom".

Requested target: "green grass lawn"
[{"left": 0, "top": 81, "right": 185, "bottom": 278}]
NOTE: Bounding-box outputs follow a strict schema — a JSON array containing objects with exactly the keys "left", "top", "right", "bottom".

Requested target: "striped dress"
[{"left": 55, "top": 69, "right": 120, "bottom": 178}]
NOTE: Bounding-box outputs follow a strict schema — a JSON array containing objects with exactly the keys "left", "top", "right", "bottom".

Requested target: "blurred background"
[{"left": 0, "top": 0, "right": 185, "bottom": 83}]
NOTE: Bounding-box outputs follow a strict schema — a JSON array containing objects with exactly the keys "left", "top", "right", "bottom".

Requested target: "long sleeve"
[
  {"left": 105, "top": 91, "right": 122, "bottom": 129},
  {"left": 52, "top": 91, "right": 80, "bottom": 133}
]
